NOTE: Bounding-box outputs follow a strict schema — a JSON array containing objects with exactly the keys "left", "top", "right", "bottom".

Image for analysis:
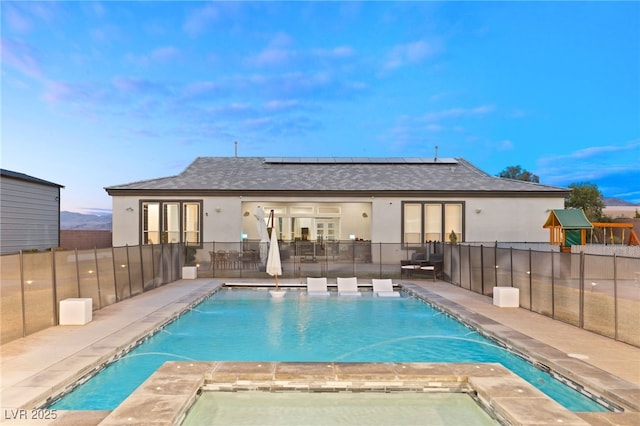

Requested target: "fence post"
[
  {"left": 19, "top": 251, "right": 26, "bottom": 337},
  {"left": 551, "top": 250, "right": 555, "bottom": 319},
  {"left": 467, "top": 244, "right": 472, "bottom": 290},
  {"left": 74, "top": 248, "right": 81, "bottom": 296},
  {"left": 579, "top": 251, "right": 585, "bottom": 328},
  {"left": 352, "top": 240, "right": 356, "bottom": 276},
  {"left": 378, "top": 242, "right": 382, "bottom": 278},
  {"left": 139, "top": 244, "right": 145, "bottom": 292},
  {"left": 494, "top": 242, "right": 498, "bottom": 286},
  {"left": 160, "top": 243, "right": 165, "bottom": 285},
  {"left": 211, "top": 242, "right": 216, "bottom": 278},
  {"left": 457, "top": 243, "right": 462, "bottom": 287},
  {"left": 111, "top": 246, "right": 118, "bottom": 302},
  {"left": 509, "top": 247, "right": 514, "bottom": 287},
  {"left": 150, "top": 244, "right": 157, "bottom": 288},
  {"left": 51, "top": 250, "right": 58, "bottom": 325},
  {"left": 480, "top": 244, "right": 485, "bottom": 294},
  {"left": 528, "top": 248, "right": 533, "bottom": 311},
  {"left": 613, "top": 253, "right": 618, "bottom": 340},
  {"left": 95, "top": 247, "right": 102, "bottom": 309},
  {"left": 126, "top": 245, "right": 132, "bottom": 297}
]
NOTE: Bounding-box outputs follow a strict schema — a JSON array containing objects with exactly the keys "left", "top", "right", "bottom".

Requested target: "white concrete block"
[
  {"left": 493, "top": 287, "right": 520, "bottom": 308},
  {"left": 182, "top": 266, "right": 198, "bottom": 279},
  {"left": 59, "top": 298, "right": 93, "bottom": 325}
]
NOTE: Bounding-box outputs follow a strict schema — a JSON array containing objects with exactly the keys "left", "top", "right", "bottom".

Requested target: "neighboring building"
[
  {"left": 0, "top": 169, "right": 64, "bottom": 254},
  {"left": 106, "top": 157, "right": 569, "bottom": 248},
  {"left": 603, "top": 197, "right": 640, "bottom": 219}
]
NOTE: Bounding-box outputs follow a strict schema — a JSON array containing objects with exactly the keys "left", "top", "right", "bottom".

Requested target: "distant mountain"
[
  {"left": 61, "top": 211, "right": 112, "bottom": 230},
  {"left": 603, "top": 197, "right": 639, "bottom": 207}
]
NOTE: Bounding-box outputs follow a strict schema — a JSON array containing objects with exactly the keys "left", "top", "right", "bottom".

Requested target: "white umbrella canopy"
[
  {"left": 266, "top": 225, "right": 282, "bottom": 289},
  {"left": 255, "top": 206, "right": 270, "bottom": 265}
]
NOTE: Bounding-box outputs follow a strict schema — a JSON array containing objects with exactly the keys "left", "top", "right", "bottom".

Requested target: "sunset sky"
[{"left": 2, "top": 1, "right": 638, "bottom": 213}]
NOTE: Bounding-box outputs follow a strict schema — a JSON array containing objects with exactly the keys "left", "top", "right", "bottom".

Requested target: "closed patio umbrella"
[{"left": 266, "top": 216, "right": 282, "bottom": 292}]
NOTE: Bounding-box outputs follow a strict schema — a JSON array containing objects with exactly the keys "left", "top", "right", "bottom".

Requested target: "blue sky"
[{"left": 2, "top": 1, "right": 639, "bottom": 213}]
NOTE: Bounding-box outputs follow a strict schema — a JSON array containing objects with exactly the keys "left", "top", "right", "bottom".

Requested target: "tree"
[
  {"left": 565, "top": 182, "right": 605, "bottom": 222},
  {"left": 497, "top": 165, "right": 539, "bottom": 183}
]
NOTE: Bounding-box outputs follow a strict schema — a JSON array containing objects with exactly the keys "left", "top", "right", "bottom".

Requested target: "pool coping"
[
  {"left": 97, "top": 361, "right": 601, "bottom": 426},
  {"left": 400, "top": 282, "right": 640, "bottom": 413}
]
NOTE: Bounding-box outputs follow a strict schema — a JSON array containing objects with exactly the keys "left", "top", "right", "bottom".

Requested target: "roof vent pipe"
[
  {"left": 434, "top": 145, "right": 438, "bottom": 162},
  {"left": 234, "top": 140, "right": 238, "bottom": 158}
]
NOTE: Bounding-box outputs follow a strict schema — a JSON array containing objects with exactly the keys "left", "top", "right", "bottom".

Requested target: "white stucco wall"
[
  {"left": 111, "top": 196, "right": 139, "bottom": 246},
  {"left": 371, "top": 197, "right": 402, "bottom": 243},
  {"left": 111, "top": 194, "right": 565, "bottom": 246},
  {"left": 203, "top": 197, "right": 243, "bottom": 242},
  {"left": 464, "top": 197, "right": 564, "bottom": 242}
]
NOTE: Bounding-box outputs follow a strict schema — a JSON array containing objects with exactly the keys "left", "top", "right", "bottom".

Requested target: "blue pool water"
[{"left": 51, "top": 289, "right": 606, "bottom": 412}]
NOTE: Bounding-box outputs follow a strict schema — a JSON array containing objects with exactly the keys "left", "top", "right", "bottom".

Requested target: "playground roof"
[{"left": 543, "top": 209, "right": 593, "bottom": 229}]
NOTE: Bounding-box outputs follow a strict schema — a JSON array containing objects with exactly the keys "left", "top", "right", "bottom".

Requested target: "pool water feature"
[{"left": 50, "top": 288, "right": 608, "bottom": 412}]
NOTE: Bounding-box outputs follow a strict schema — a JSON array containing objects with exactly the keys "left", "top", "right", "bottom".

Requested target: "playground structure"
[
  {"left": 590, "top": 222, "right": 639, "bottom": 246},
  {"left": 544, "top": 209, "right": 639, "bottom": 252}
]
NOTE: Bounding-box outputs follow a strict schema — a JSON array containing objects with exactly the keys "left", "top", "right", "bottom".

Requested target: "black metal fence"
[
  {"left": 1, "top": 241, "right": 638, "bottom": 347},
  {"left": 0, "top": 244, "right": 182, "bottom": 344},
  {"left": 194, "top": 240, "right": 416, "bottom": 280},
  {"left": 444, "top": 243, "right": 640, "bottom": 347}
]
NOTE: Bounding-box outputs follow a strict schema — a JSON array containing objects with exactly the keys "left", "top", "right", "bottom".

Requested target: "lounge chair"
[
  {"left": 372, "top": 279, "right": 400, "bottom": 297},
  {"left": 337, "top": 277, "right": 361, "bottom": 296},
  {"left": 306, "top": 277, "right": 330, "bottom": 296}
]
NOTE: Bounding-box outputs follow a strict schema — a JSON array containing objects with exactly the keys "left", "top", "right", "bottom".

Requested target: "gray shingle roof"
[{"left": 105, "top": 157, "right": 568, "bottom": 195}]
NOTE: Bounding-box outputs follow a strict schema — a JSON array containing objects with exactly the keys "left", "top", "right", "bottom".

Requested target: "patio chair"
[
  {"left": 425, "top": 253, "right": 443, "bottom": 281},
  {"left": 337, "top": 277, "right": 361, "bottom": 296},
  {"left": 400, "top": 251, "right": 427, "bottom": 277},
  {"left": 227, "top": 250, "right": 240, "bottom": 269},
  {"left": 372, "top": 279, "right": 400, "bottom": 297},
  {"left": 306, "top": 277, "right": 330, "bottom": 296}
]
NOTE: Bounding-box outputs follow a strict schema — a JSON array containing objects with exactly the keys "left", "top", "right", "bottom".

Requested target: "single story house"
[
  {"left": 105, "top": 157, "right": 569, "bottom": 250},
  {"left": 0, "top": 169, "right": 64, "bottom": 254}
]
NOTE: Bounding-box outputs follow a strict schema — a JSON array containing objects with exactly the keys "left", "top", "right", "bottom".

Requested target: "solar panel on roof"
[{"left": 263, "top": 157, "right": 458, "bottom": 165}]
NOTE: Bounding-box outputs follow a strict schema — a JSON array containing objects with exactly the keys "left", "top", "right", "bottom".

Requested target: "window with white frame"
[
  {"left": 402, "top": 201, "right": 464, "bottom": 245},
  {"left": 141, "top": 201, "right": 202, "bottom": 246}
]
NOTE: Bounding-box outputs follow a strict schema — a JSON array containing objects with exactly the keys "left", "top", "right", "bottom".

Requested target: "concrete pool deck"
[{"left": 0, "top": 278, "right": 638, "bottom": 425}]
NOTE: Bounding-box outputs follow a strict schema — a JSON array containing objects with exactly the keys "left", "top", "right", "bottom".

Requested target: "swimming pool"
[{"left": 50, "top": 288, "right": 608, "bottom": 412}]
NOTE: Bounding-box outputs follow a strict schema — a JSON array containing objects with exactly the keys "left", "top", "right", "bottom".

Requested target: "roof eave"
[{"left": 105, "top": 188, "right": 570, "bottom": 198}]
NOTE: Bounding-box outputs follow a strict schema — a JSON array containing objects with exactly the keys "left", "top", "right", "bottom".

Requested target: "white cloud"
[
  {"left": 183, "top": 4, "right": 219, "bottom": 37},
  {"left": 126, "top": 46, "right": 181, "bottom": 67},
  {"left": 150, "top": 46, "right": 181, "bottom": 62},
  {"left": 423, "top": 105, "right": 495, "bottom": 121},
  {"left": 498, "top": 140, "right": 514, "bottom": 150},
  {"left": 1, "top": 39, "right": 43, "bottom": 79},
  {"left": 384, "top": 40, "right": 439, "bottom": 69},
  {"left": 264, "top": 99, "right": 300, "bottom": 112},
  {"left": 331, "top": 46, "right": 355, "bottom": 58},
  {"left": 252, "top": 48, "right": 294, "bottom": 67},
  {"left": 536, "top": 140, "right": 640, "bottom": 189},
  {"left": 4, "top": 5, "right": 32, "bottom": 33},
  {"left": 539, "top": 140, "right": 640, "bottom": 164}
]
